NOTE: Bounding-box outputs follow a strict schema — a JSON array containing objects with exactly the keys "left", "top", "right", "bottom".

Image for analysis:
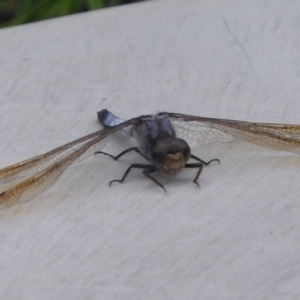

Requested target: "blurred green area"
[{"left": 0, "top": 0, "right": 144, "bottom": 28}]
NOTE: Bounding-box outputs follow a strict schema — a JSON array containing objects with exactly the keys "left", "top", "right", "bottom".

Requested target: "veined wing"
[
  {"left": 0, "top": 118, "right": 139, "bottom": 209},
  {"left": 0, "top": 117, "right": 138, "bottom": 183},
  {"left": 0, "top": 130, "right": 105, "bottom": 183},
  {"left": 169, "top": 113, "right": 300, "bottom": 155}
]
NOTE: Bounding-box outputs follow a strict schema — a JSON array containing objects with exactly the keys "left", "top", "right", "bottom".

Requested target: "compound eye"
[{"left": 151, "top": 140, "right": 170, "bottom": 165}]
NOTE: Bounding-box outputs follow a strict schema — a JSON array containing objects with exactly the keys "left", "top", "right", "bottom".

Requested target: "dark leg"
[
  {"left": 185, "top": 163, "right": 203, "bottom": 188},
  {"left": 143, "top": 168, "right": 167, "bottom": 192},
  {"left": 109, "top": 164, "right": 165, "bottom": 191},
  {"left": 190, "top": 154, "right": 220, "bottom": 165},
  {"left": 95, "top": 147, "right": 150, "bottom": 162}
]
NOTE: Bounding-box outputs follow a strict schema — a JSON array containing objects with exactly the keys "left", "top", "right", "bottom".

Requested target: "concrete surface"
[{"left": 1, "top": 0, "right": 300, "bottom": 299}]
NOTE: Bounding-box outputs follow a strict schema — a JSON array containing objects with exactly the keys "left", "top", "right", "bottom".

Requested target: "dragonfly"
[{"left": 1, "top": 109, "right": 300, "bottom": 210}]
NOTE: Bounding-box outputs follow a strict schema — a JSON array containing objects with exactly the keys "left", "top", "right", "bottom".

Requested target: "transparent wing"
[
  {"left": 0, "top": 118, "right": 138, "bottom": 209},
  {"left": 0, "top": 118, "right": 135, "bottom": 183},
  {"left": 0, "top": 130, "right": 104, "bottom": 183},
  {"left": 169, "top": 113, "right": 300, "bottom": 155}
]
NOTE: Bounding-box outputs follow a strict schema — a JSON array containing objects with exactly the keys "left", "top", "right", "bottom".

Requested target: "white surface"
[{"left": 1, "top": 0, "right": 300, "bottom": 299}]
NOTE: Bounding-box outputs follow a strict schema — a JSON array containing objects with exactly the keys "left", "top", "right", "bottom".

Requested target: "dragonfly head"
[{"left": 151, "top": 138, "right": 191, "bottom": 175}]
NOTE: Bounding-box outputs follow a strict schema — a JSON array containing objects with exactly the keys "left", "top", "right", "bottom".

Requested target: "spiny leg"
[
  {"left": 96, "top": 148, "right": 165, "bottom": 190},
  {"left": 190, "top": 154, "right": 220, "bottom": 165},
  {"left": 109, "top": 163, "right": 164, "bottom": 190},
  {"left": 184, "top": 163, "right": 204, "bottom": 188},
  {"left": 143, "top": 168, "right": 167, "bottom": 192},
  {"left": 95, "top": 147, "right": 150, "bottom": 162},
  {"left": 186, "top": 154, "right": 220, "bottom": 187}
]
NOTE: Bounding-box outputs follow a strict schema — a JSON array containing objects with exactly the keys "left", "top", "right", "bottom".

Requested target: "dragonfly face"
[{"left": 151, "top": 138, "right": 191, "bottom": 175}]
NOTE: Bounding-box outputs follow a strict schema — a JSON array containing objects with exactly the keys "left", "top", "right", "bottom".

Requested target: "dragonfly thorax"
[{"left": 151, "top": 138, "right": 191, "bottom": 175}]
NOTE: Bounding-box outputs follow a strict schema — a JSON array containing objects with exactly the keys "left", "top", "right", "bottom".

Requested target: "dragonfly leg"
[
  {"left": 184, "top": 163, "right": 204, "bottom": 188},
  {"left": 95, "top": 147, "right": 149, "bottom": 161},
  {"left": 190, "top": 154, "right": 220, "bottom": 166},
  {"left": 143, "top": 168, "right": 167, "bottom": 192},
  {"left": 109, "top": 164, "right": 162, "bottom": 189}
]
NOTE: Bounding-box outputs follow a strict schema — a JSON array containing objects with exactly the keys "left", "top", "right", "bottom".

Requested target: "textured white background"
[{"left": 1, "top": 0, "right": 300, "bottom": 299}]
